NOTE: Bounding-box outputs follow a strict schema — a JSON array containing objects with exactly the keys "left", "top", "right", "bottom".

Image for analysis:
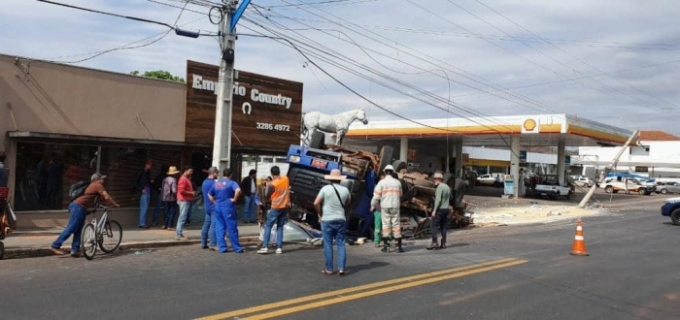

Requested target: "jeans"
[
  {"left": 164, "top": 201, "right": 178, "bottom": 228},
  {"left": 262, "top": 209, "right": 287, "bottom": 249},
  {"left": 201, "top": 211, "right": 216, "bottom": 248},
  {"left": 322, "top": 220, "right": 347, "bottom": 272},
  {"left": 214, "top": 206, "right": 243, "bottom": 253},
  {"left": 242, "top": 195, "right": 257, "bottom": 222},
  {"left": 359, "top": 215, "right": 373, "bottom": 239},
  {"left": 185, "top": 201, "right": 194, "bottom": 224},
  {"left": 176, "top": 200, "right": 191, "bottom": 237},
  {"left": 139, "top": 192, "right": 150, "bottom": 227},
  {"left": 152, "top": 194, "right": 163, "bottom": 225},
  {"left": 431, "top": 209, "right": 449, "bottom": 244},
  {"left": 51, "top": 202, "right": 87, "bottom": 253}
]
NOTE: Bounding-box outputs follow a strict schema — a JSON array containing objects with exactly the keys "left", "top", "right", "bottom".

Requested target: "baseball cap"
[{"left": 91, "top": 172, "right": 107, "bottom": 181}]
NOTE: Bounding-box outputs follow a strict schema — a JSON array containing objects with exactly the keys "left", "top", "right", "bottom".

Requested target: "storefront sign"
[{"left": 185, "top": 60, "right": 303, "bottom": 152}]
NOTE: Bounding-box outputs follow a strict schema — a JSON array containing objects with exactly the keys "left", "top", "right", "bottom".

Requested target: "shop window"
[
  {"left": 14, "top": 142, "right": 97, "bottom": 211},
  {"left": 635, "top": 166, "right": 649, "bottom": 173}
]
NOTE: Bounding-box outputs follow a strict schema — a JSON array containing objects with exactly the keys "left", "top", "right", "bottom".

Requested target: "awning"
[{"left": 7, "top": 131, "right": 209, "bottom": 148}]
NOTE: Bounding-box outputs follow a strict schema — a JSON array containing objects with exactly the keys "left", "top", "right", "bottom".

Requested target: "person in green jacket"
[
  {"left": 373, "top": 171, "right": 388, "bottom": 247},
  {"left": 428, "top": 172, "right": 452, "bottom": 250}
]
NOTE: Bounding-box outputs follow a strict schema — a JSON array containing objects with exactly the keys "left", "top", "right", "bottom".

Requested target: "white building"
[{"left": 577, "top": 131, "right": 680, "bottom": 179}]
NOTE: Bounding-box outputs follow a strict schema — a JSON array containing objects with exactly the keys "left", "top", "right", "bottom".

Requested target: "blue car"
[{"left": 660, "top": 197, "right": 680, "bottom": 225}]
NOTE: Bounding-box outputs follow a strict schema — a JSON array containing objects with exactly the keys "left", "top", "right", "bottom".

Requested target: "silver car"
[{"left": 656, "top": 183, "right": 680, "bottom": 195}]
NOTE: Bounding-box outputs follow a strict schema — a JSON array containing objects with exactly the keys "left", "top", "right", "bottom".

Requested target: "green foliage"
[{"left": 129, "top": 70, "right": 185, "bottom": 83}]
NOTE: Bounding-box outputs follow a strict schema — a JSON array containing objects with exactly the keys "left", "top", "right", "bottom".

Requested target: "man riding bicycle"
[{"left": 50, "top": 173, "right": 119, "bottom": 257}]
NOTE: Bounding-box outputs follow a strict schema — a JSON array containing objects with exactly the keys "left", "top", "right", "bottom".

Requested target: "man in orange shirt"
[
  {"left": 257, "top": 166, "right": 290, "bottom": 254},
  {"left": 50, "top": 173, "right": 119, "bottom": 257}
]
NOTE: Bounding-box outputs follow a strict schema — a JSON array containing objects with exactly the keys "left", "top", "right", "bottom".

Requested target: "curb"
[{"left": 2, "top": 236, "right": 261, "bottom": 260}]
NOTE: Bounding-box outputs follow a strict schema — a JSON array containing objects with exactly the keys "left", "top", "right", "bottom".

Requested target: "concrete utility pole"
[
  {"left": 212, "top": 0, "right": 251, "bottom": 171},
  {"left": 578, "top": 130, "right": 640, "bottom": 208}
]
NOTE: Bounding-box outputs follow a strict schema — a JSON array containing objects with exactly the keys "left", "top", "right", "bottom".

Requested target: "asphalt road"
[{"left": 1, "top": 209, "right": 678, "bottom": 320}]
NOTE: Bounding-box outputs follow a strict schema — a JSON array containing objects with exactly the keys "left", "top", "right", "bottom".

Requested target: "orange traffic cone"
[{"left": 569, "top": 219, "right": 589, "bottom": 256}]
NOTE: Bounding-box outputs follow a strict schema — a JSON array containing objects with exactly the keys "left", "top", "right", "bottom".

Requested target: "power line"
[
  {"left": 41, "top": 1, "right": 204, "bottom": 64},
  {"left": 470, "top": 0, "right": 680, "bottom": 111},
  {"left": 261, "top": 1, "right": 565, "bottom": 120},
  {"left": 239, "top": 21, "right": 525, "bottom": 156}
]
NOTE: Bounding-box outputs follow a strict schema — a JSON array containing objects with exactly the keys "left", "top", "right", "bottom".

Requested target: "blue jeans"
[
  {"left": 359, "top": 215, "right": 373, "bottom": 239},
  {"left": 201, "top": 211, "right": 216, "bottom": 248},
  {"left": 52, "top": 202, "right": 87, "bottom": 253},
  {"left": 176, "top": 200, "right": 191, "bottom": 237},
  {"left": 164, "top": 201, "right": 178, "bottom": 228},
  {"left": 262, "top": 209, "right": 287, "bottom": 249},
  {"left": 242, "top": 195, "right": 257, "bottom": 222},
  {"left": 152, "top": 194, "right": 163, "bottom": 225},
  {"left": 186, "top": 201, "right": 194, "bottom": 224},
  {"left": 214, "top": 206, "right": 243, "bottom": 253},
  {"left": 139, "top": 192, "right": 150, "bottom": 227},
  {"left": 322, "top": 220, "right": 347, "bottom": 272}
]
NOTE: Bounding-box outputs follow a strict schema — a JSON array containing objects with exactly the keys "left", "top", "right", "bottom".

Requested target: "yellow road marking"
[
  {"left": 196, "top": 258, "right": 522, "bottom": 320},
  {"left": 241, "top": 259, "right": 527, "bottom": 320}
]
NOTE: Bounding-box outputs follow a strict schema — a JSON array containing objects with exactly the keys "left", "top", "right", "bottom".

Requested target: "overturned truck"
[{"left": 285, "top": 140, "right": 474, "bottom": 239}]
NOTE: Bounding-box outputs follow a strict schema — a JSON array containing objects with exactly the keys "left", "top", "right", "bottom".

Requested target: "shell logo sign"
[{"left": 521, "top": 118, "right": 539, "bottom": 134}]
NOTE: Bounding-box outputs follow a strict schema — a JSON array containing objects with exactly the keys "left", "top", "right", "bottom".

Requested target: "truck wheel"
[
  {"left": 638, "top": 189, "right": 646, "bottom": 196},
  {"left": 378, "top": 146, "right": 394, "bottom": 173},
  {"left": 671, "top": 209, "right": 680, "bottom": 226},
  {"left": 392, "top": 160, "right": 407, "bottom": 173},
  {"left": 604, "top": 186, "right": 613, "bottom": 193}
]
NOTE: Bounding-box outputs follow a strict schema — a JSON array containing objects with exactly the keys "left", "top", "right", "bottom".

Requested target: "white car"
[
  {"left": 572, "top": 176, "right": 593, "bottom": 188},
  {"left": 477, "top": 174, "right": 503, "bottom": 186}
]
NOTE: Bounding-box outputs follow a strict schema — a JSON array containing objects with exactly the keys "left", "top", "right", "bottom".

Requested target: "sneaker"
[
  {"left": 257, "top": 248, "right": 269, "bottom": 254},
  {"left": 275, "top": 248, "right": 283, "bottom": 254}
]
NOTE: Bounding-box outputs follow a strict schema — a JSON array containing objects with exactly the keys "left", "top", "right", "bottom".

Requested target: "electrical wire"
[
  {"left": 238, "top": 22, "right": 525, "bottom": 157},
  {"left": 258, "top": 1, "right": 566, "bottom": 122},
  {"left": 471, "top": 0, "right": 680, "bottom": 111}
]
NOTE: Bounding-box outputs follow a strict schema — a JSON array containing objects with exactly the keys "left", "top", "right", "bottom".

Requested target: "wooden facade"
[{"left": 185, "top": 60, "right": 303, "bottom": 154}]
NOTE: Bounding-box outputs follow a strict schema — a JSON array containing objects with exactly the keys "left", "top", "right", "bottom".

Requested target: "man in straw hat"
[
  {"left": 50, "top": 173, "right": 119, "bottom": 257},
  {"left": 314, "top": 169, "right": 351, "bottom": 275},
  {"left": 429, "top": 171, "right": 451, "bottom": 250},
  {"left": 371, "top": 165, "right": 405, "bottom": 253}
]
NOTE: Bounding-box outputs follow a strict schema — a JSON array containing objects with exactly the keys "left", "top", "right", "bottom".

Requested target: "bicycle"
[{"left": 80, "top": 204, "right": 123, "bottom": 260}]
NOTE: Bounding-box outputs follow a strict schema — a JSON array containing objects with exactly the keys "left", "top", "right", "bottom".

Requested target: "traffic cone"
[{"left": 570, "top": 219, "right": 589, "bottom": 256}]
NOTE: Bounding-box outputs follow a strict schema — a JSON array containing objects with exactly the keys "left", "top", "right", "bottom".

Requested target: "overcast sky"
[{"left": 2, "top": 0, "right": 680, "bottom": 134}]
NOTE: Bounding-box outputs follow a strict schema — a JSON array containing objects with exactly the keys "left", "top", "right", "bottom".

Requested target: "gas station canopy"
[{"left": 345, "top": 114, "right": 634, "bottom": 147}]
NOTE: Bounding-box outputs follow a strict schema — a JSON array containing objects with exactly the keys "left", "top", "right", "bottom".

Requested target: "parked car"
[
  {"left": 571, "top": 176, "right": 594, "bottom": 188},
  {"left": 656, "top": 182, "right": 680, "bottom": 195},
  {"left": 600, "top": 177, "right": 655, "bottom": 195},
  {"left": 477, "top": 173, "right": 504, "bottom": 187},
  {"left": 661, "top": 197, "right": 680, "bottom": 225}
]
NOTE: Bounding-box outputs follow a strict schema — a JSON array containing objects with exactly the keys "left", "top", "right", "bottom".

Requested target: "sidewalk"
[{"left": 2, "top": 223, "right": 262, "bottom": 260}]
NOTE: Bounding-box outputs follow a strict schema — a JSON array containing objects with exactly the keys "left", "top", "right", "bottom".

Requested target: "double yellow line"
[{"left": 196, "top": 257, "right": 527, "bottom": 320}]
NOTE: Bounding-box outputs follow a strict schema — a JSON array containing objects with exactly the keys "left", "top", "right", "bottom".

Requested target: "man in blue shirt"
[
  {"left": 200, "top": 167, "right": 219, "bottom": 250},
  {"left": 208, "top": 168, "right": 244, "bottom": 253}
]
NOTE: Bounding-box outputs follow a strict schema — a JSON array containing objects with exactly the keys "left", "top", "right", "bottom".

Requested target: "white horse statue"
[{"left": 301, "top": 109, "right": 369, "bottom": 146}]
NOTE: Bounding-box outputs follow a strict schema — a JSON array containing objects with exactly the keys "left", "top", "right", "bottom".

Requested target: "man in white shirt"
[{"left": 371, "top": 165, "right": 404, "bottom": 253}]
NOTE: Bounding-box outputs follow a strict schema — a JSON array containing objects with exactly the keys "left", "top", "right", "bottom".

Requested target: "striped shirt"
[{"left": 371, "top": 175, "right": 403, "bottom": 209}]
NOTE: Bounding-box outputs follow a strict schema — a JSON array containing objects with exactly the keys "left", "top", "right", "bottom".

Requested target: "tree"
[{"left": 130, "top": 70, "right": 185, "bottom": 83}]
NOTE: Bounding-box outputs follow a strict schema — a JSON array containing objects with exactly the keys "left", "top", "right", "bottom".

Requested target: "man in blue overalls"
[{"left": 208, "top": 168, "right": 244, "bottom": 253}]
